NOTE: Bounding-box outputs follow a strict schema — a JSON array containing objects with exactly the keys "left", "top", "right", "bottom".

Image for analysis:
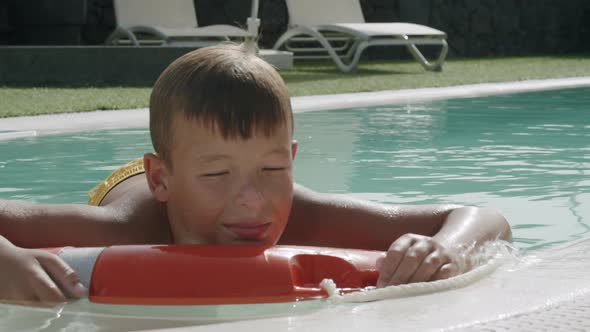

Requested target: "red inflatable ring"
[{"left": 48, "top": 245, "right": 385, "bottom": 305}]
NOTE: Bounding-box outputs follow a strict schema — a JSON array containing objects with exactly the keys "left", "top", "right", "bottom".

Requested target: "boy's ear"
[
  {"left": 291, "top": 140, "right": 298, "bottom": 160},
  {"left": 144, "top": 153, "right": 170, "bottom": 202}
]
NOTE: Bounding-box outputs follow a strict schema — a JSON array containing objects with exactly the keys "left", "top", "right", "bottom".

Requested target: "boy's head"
[
  {"left": 149, "top": 43, "right": 293, "bottom": 166},
  {"left": 144, "top": 44, "right": 297, "bottom": 246}
]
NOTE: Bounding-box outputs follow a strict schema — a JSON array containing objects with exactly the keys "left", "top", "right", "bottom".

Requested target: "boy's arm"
[
  {"left": 1, "top": 199, "right": 124, "bottom": 248},
  {"left": 282, "top": 184, "right": 511, "bottom": 286},
  {"left": 0, "top": 198, "right": 127, "bottom": 302},
  {"left": 0, "top": 188, "right": 169, "bottom": 248},
  {"left": 0, "top": 188, "right": 169, "bottom": 302}
]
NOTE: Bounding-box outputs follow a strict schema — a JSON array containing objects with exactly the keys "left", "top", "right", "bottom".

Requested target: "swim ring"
[{"left": 50, "top": 245, "right": 385, "bottom": 305}]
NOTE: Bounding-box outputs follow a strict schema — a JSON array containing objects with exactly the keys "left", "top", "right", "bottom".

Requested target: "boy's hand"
[
  {"left": 0, "top": 242, "right": 87, "bottom": 303},
  {"left": 376, "top": 233, "right": 467, "bottom": 287}
]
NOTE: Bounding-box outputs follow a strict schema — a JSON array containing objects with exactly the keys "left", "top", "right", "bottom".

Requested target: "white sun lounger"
[
  {"left": 273, "top": 0, "right": 448, "bottom": 72},
  {"left": 106, "top": 0, "right": 251, "bottom": 47}
]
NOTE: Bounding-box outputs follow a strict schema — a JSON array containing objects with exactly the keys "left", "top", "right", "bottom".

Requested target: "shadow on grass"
[
  {"left": 546, "top": 53, "right": 590, "bottom": 59},
  {"left": 1, "top": 83, "right": 154, "bottom": 88},
  {"left": 281, "top": 60, "right": 426, "bottom": 83}
]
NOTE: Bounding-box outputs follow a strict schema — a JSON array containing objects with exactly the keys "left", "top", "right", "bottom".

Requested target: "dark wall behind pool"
[{"left": 1, "top": 0, "right": 589, "bottom": 57}]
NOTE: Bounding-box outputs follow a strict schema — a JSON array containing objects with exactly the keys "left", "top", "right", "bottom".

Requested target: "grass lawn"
[{"left": 1, "top": 55, "right": 589, "bottom": 118}]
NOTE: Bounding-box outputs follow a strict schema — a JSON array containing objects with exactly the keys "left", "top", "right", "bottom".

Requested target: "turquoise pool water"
[{"left": 1, "top": 87, "right": 589, "bottom": 251}]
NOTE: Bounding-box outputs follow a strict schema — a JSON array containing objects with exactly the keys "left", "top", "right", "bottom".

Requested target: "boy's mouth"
[{"left": 222, "top": 222, "right": 271, "bottom": 241}]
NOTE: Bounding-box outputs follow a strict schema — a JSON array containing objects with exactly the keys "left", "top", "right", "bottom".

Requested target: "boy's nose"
[{"left": 236, "top": 183, "right": 264, "bottom": 209}]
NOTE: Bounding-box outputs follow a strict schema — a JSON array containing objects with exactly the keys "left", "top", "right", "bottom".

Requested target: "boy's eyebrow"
[
  {"left": 196, "top": 148, "right": 291, "bottom": 164},
  {"left": 197, "top": 154, "right": 232, "bottom": 164},
  {"left": 264, "top": 147, "right": 291, "bottom": 157}
]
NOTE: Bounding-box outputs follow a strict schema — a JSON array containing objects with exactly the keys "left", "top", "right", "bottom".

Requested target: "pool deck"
[{"left": 1, "top": 76, "right": 590, "bottom": 139}]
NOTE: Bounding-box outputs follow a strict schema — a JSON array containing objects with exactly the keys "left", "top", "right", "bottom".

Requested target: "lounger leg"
[
  {"left": 126, "top": 31, "right": 141, "bottom": 46},
  {"left": 105, "top": 28, "right": 140, "bottom": 46},
  {"left": 405, "top": 39, "right": 448, "bottom": 72},
  {"left": 274, "top": 27, "right": 366, "bottom": 73},
  {"left": 343, "top": 39, "right": 362, "bottom": 62},
  {"left": 345, "top": 41, "right": 371, "bottom": 73}
]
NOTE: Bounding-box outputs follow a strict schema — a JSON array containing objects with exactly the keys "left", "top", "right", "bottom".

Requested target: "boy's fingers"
[
  {"left": 36, "top": 251, "right": 87, "bottom": 298},
  {"left": 386, "top": 241, "right": 432, "bottom": 286},
  {"left": 431, "top": 263, "right": 458, "bottom": 281},
  {"left": 5, "top": 285, "right": 37, "bottom": 302},
  {"left": 377, "top": 236, "right": 415, "bottom": 287},
  {"left": 409, "top": 251, "right": 449, "bottom": 283},
  {"left": 28, "top": 267, "right": 66, "bottom": 303}
]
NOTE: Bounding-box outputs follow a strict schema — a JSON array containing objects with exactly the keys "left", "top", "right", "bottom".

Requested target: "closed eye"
[
  {"left": 201, "top": 171, "right": 229, "bottom": 177},
  {"left": 263, "top": 167, "right": 290, "bottom": 172}
]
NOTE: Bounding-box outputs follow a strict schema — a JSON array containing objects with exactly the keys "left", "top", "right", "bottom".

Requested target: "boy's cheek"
[
  {"left": 263, "top": 171, "right": 293, "bottom": 188},
  {"left": 169, "top": 203, "right": 222, "bottom": 244},
  {"left": 186, "top": 175, "right": 235, "bottom": 201},
  {"left": 264, "top": 180, "right": 293, "bottom": 206}
]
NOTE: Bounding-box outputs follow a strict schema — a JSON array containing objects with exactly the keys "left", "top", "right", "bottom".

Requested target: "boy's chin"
[
  {"left": 172, "top": 230, "right": 280, "bottom": 246},
  {"left": 227, "top": 239, "right": 273, "bottom": 245},
  {"left": 174, "top": 237, "right": 273, "bottom": 246},
  {"left": 222, "top": 235, "right": 279, "bottom": 246}
]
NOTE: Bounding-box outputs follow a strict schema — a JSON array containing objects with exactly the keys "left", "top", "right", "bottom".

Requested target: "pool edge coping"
[{"left": 1, "top": 76, "right": 590, "bottom": 138}]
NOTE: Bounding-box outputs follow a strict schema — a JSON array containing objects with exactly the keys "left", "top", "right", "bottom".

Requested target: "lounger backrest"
[
  {"left": 113, "top": 0, "right": 198, "bottom": 28},
  {"left": 285, "top": 0, "right": 365, "bottom": 27}
]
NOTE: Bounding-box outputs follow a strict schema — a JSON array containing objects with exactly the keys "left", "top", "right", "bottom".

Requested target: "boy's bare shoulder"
[
  {"left": 0, "top": 174, "right": 170, "bottom": 247},
  {"left": 101, "top": 175, "right": 172, "bottom": 244}
]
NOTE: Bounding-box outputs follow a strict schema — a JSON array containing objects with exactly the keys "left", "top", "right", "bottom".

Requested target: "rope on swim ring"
[
  {"left": 320, "top": 258, "right": 502, "bottom": 303},
  {"left": 321, "top": 241, "right": 515, "bottom": 303}
]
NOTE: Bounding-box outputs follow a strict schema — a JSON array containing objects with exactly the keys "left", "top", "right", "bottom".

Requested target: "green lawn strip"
[
  {"left": 283, "top": 56, "right": 590, "bottom": 96},
  {"left": 0, "top": 87, "right": 151, "bottom": 118},
  {"left": 1, "top": 56, "right": 589, "bottom": 118}
]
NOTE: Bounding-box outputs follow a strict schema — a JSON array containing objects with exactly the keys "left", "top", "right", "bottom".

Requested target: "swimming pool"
[
  {"left": 1, "top": 87, "right": 589, "bottom": 251},
  {"left": 0, "top": 84, "right": 589, "bottom": 331}
]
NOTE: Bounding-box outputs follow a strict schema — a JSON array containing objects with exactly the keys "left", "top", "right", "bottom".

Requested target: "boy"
[{"left": 0, "top": 44, "right": 511, "bottom": 303}]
